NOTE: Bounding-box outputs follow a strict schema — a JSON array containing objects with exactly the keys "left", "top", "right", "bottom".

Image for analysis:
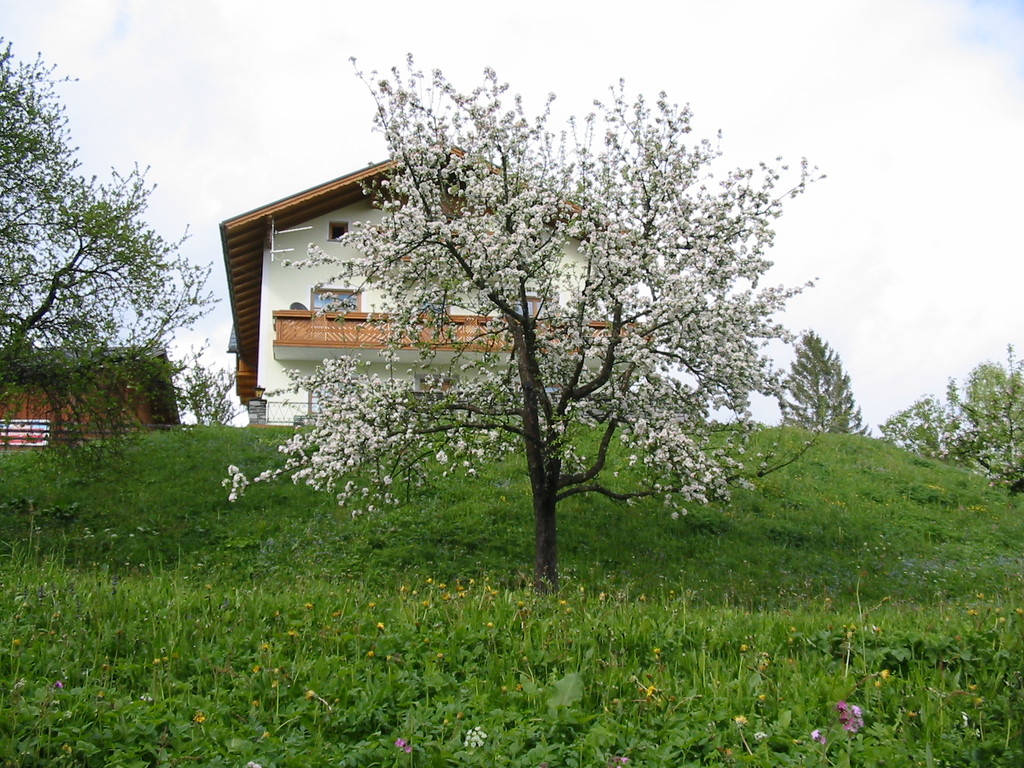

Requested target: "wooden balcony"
[
  {"left": 272, "top": 310, "right": 613, "bottom": 362},
  {"left": 272, "top": 310, "right": 502, "bottom": 356}
]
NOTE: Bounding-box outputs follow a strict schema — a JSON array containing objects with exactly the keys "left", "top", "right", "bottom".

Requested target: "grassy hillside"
[
  {"left": 1, "top": 426, "right": 1021, "bottom": 606},
  {"left": 2, "top": 427, "right": 1023, "bottom": 766}
]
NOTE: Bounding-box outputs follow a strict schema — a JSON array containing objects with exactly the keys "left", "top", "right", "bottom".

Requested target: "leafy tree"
[
  {"left": 779, "top": 330, "right": 867, "bottom": 434},
  {"left": 0, "top": 40, "right": 212, "bottom": 432},
  {"left": 878, "top": 394, "right": 947, "bottom": 457},
  {"left": 882, "top": 346, "right": 1024, "bottom": 492},
  {"left": 228, "top": 63, "right": 814, "bottom": 590},
  {"left": 174, "top": 348, "right": 240, "bottom": 426}
]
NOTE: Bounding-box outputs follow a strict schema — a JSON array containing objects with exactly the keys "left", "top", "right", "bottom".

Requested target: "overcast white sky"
[{"left": 3, "top": 0, "right": 1023, "bottom": 429}]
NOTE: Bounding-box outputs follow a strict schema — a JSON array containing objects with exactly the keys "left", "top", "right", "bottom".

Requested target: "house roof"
[{"left": 220, "top": 160, "right": 392, "bottom": 400}]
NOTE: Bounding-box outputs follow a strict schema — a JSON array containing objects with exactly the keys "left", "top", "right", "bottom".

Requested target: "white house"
[
  {"left": 222, "top": 162, "right": 390, "bottom": 424},
  {"left": 222, "top": 161, "right": 590, "bottom": 425}
]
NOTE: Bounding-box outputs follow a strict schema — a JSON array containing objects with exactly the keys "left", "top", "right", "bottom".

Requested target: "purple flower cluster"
[
  {"left": 811, "top": 701, "right": 865, "bottom": 746},
  {"left": 394, "top": 738, "right": 412, "bottom": 753},
  {"left": 835, "top": 700, "right": 864, "bottom": 733}
]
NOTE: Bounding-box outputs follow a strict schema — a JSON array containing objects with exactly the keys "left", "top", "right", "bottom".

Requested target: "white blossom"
[
  {"left": 463, "top": 726, "right": 488, "bottom": 749},
  {"left": 228, "top": 61, "right": 812, "bottom": 589}
]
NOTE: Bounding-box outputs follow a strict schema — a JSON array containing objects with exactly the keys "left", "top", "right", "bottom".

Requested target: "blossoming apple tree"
[{"left": 229, "top": 62, "right": 814, "bottom": 591}]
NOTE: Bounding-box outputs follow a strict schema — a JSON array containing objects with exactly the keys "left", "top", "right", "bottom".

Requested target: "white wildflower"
[{"left": 463, "top": 726, "right": 488, "bottom": 749}]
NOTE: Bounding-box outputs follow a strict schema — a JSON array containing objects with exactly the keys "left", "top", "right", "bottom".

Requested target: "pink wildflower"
[{"left": 835, "top": 700, "right": 864, "bottom": 733}]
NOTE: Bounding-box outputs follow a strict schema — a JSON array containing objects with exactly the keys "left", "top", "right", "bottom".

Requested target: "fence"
[
  {"left": 247, "top": 400, "right": 313, "bottom": 427},
  {"left": 0, "top": 419, "right": 179, "bottom": 450},
  {"left": 0, "top": 419, "right": 50, "bottom": 449}
]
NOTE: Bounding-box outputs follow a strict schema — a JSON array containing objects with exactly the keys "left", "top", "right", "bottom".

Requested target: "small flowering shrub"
[{"left": 2, "top": 560, "right": 1022, "bottom": 767}]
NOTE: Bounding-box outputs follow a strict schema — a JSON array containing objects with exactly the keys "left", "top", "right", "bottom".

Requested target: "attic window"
[{"left": 328, "top": 221, "right": 349, "bottom": 241}]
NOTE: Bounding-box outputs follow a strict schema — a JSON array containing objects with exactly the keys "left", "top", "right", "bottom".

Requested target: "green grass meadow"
[{"left": 1, "top": 427, "right": 1023, "bottom": 766}]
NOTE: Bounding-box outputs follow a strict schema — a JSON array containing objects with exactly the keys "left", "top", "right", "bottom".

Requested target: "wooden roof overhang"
[{"left": 220, "top": 160, "right": 393, "bottom": 400}]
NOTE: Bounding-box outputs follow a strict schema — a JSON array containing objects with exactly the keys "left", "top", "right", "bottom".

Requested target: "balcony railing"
[
  {"left": 273, "top": 310, "right": 502, "bottom": 352},
  {"left": 273, "top": 310, "right": 613, "bottom": 357}
]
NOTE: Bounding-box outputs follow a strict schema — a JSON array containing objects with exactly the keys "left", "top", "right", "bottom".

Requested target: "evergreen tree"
[{"left": 780, "top": 331, "right": 868, "bottom": 434}]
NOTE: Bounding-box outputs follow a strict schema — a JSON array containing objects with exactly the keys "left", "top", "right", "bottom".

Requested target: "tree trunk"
[
  {"left": 532, "top": 481, "right": 559, "bottom": 592},
  {"left": 522, "top": 414, "right": 560, "bottom": 592},
  {"left": 509, "top": 321, "right": 560, "bottom": 591},
  {"left": 519, "top": 381, "right": 560, "bottom": 592}
]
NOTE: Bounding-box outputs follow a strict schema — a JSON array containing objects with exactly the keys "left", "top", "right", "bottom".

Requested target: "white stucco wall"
[
  {"left": 257, "top": 199, "right": 385, "bottom": 411},
  {"left": 253, "top": 199, "right": 588, "bottom": 424}
]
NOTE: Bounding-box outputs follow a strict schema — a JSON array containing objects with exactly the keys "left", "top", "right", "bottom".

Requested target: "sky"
[{"left": 2, "top": 0, "right": 1023, "bottom": 429}]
